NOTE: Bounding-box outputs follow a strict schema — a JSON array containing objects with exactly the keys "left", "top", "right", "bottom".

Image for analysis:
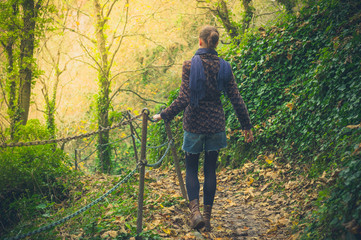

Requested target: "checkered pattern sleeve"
[{"left": 226, "top": 73, "right": 253, "bottom": 130}]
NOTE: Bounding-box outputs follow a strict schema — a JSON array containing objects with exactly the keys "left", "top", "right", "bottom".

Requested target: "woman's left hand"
[{"left": 153, "top": 114, "right": 162, "bottom": 122}]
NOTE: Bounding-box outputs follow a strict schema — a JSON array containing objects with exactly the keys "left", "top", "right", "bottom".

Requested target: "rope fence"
[
  {"left": 0, "top": 113, "right": 142, "bottom": 148},
  {"left": 5, "top": 168, "right": 138, "bottom": 240},
  {"left": 74, "top": 134, "right": 134, "bottom": 170},
  {"left": 3, "top": 108, "right": 187, "bottom": 240}
]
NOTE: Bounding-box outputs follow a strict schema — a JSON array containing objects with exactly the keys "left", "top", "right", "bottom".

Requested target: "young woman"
[{"left": 153, "top": 26, "right": 253, "bottom": 232}]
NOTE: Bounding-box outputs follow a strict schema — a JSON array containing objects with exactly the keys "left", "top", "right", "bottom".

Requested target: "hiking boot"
[
  {"left": 203, "top": 205, "right": 212, "bottom": 232},
  {"left": 188, "top": 199, "right": 205, "bottom": 229}
]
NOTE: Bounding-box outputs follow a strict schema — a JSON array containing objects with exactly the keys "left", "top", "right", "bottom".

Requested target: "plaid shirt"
[{"left": 161, "top": 53, "right": 252, "bottom": 134}]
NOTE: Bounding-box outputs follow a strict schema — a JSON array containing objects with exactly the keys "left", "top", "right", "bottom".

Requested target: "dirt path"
[
  {"left": 206, "top": 169, "right": 290, "bottom": 239},
  {"left": 145, "top": 160, "right": 309, "bottom": 239}
]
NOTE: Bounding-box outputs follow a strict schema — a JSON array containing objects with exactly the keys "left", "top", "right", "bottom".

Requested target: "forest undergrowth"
[
  {"left": 3, "top": 159, "right": 332, "bottom": 240},
  {"left": 1, "top": 0, "right": 361, "bottom": 239}
]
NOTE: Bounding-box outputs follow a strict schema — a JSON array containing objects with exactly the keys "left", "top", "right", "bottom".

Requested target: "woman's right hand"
[
  {"left": 244, "top": 129, "right": 254, "bottom": 143},
  {"left": 153, "top": 114, "right": 162, "bottom": 122}
]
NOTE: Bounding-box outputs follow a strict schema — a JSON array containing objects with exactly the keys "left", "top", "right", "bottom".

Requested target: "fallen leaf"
[
  {"left": 346, "top": 123, "right": 361, "bottom": 129},
  {"left": 287, "top": 52, "right": 293, "bottom": 60},
  {"left": 267, "top": 225, "right": 278, "bottom": 233},
  {"left": 286, "top": 102, "right": 294, "bottom": 110},
  {"left": 247, "top": 177, "right": 254, "bottom": 186},
  {"left": 277, "top": 217, "right": 289, "bottom": 226},
  {"left": 265, "top": 155, "right": 273, "bottom": 164},
  {"left": 244, "top": 187, "right": 255, "bottom": 198},
  {"left": 261, "top": 183, "right": 271, "bottom": 192},
  {"left": 101, "top": 230, "right": 118, "bottom": 238},
  {"left": 162, "top": 228, "right": 177, "bottom": 236},
  {"left": 265, "top": 171, "right": 278, "bottom": 179}
]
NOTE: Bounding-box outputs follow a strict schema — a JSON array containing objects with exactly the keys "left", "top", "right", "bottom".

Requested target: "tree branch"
[
  {"left": 69, "top": 54, "right": 98, "bottom": 71},
  {"left": 0, "top": 40, "right": 6, "bottom": 49},
  {"left": 112, "top": 87, "right": 166, "bottom": 105},
  {"left": 108, "top": 0, "right": 129, "bottom": 73},
  {"left": 109, "top": 62, "right": 175, "bottom": 83},
  {"left": 105, "top": 0, "right": 119, "bottom": 19},
  {"left": 34, "top": 100, "right": 46, "bottom": 114},
  {"left": 64, "top": 0, "right": 91, "bottom": 17},
  {"left": 59, "top": 25, "right": 96, "bottom": 43},
  {"left": 255, "top": 10, "right": 282, "bottom": 17},
  {"left": 78, "top": 40, "right": 104, "bottom": 73}
]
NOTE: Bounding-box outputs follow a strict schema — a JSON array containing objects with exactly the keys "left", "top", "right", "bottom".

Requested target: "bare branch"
[
  {"left": 110, "top": 83, "right": 166, "bottom": 105},
  {"left": 102, "top": 0, "right": 111, "bottom": 15},
  {"left": 0, "top": 40, "right": 6, "bottom": 49},
  {"left": 255, "top": 10, "right": 282, "bottom": 17},
  {"left": 130, "top": 5, "right": 168, "bottom": 34},
  {"left": 64, "top": 0, "right": 91, "bottom": 18},
  {"left": 65, "top": 51, "right": 98, "bottom": 72},
  {"left": 55, "top": 73, "right": 75, "bottom": 113},
  {"left": 34, "top": 100, "right": 46, "bottom": 114},
  {"left": 112, "top": 5, "right": 167, "bottom": 40},
  {"left": 78, "top": 40, "right": 104, "bottom": 72},
  {"left": 71, "top": 57, "right": 98, "bottom": 71},
  {"left": 108, "top": 0, "right": 130, "bottom": 73},
  {"left": 109, "top": 78, "right": 133, "bottom": 103},
  {"left": 120, "top": 89, "right": 165, "bottom": 105},
  {"left": 109, "top": 62, "right": 175, "bottom": 83},
  {"left": 59, "top": 25, "right": 96, "bottom": 43},
  {"left": 43, "top": 41, "right": 56, "bottom": 66},
  {"left": 105, "top": 0, "right": 120, "bottom": 19},
  {"left": 52, "top": 4, "right": 93, "bottom": 43},
  {"left": 108, "top": 3, "right": 126, "bottom": 51},
  {"left": 41, "top": 85, "right": 50, "bottom": 105}
]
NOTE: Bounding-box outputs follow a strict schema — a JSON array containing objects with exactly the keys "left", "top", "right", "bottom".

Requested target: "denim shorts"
[{"left": 182, "top": 131, "right": 227, "bottom": 154}]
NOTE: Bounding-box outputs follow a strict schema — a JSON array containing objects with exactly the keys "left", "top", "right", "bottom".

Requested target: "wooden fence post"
[
  {"left": 128, "top": 111, "right": 139, "bottom": 163},
  {"left": 165, "top": 122, "right": 188, "bottom": 201},
  {"left": 136, "top": 109, "right": 149, "bottom": 239}
]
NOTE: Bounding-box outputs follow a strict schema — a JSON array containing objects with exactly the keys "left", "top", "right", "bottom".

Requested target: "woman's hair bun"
[{"left": 199, "top": 26, "right": 219, "bottom": 49}]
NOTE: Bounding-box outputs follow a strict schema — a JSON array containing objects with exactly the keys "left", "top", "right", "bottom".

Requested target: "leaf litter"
[
  {"left": 31, "top": 156, "right": 334, "bottom": 239},
  {"left": 141, "top": 156, "right": 332, "bottom": 239}
]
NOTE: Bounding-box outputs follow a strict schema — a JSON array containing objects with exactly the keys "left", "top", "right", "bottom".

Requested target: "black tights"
[{"left": 185, "top": 151, "right": 218, "bottom": 206}]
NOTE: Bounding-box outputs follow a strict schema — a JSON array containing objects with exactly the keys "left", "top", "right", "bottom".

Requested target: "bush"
[
  {"left": 147, "top": 88, "right": 185, "bottom": 167},
  {"left": 219, "top": 0, "right": 361, "bottom": 170},
  {"left": 0, "top": 120, "right": 71, "bottom": 233},
  {"left": 219, "top": 0, "right": 361, "bottom": 238},
  {"left": 301, "top": 153, "right": 361, "bottom": 239}
]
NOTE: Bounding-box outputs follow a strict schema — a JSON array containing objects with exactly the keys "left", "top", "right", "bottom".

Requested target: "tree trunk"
[
  {"left": 45, "top": 61, "right": 61, "bottom": 139},
  {"left": 18, "top": 0, "right": 37, "bottom": 125},
  {"left": 217, "top": 0, "right": 240, "bottom": 40},
  {"left": 94, "top": 0, "right": 112, "bottom": 173},
  {"left": 46, "top": 98, "right": 56, "bottom": 138},
  {"left": 3, "top": 3, "right": 20, "bottom": 139},
  {"left": 210, "top": 0, "right": 254, "bottom": 41},
  {"left": 5, "top": 37, "right": 19, "bottom": 139},
  {"left": 241, "top": 0, "right": 254, "bottom": 33},
  {"left": 276, "top": 0, "right": 296, "bottom": 13}
]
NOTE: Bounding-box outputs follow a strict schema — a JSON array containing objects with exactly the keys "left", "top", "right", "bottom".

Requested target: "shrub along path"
[{"left": 144, "top": 157, "right": 332, "bottom": 240}]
